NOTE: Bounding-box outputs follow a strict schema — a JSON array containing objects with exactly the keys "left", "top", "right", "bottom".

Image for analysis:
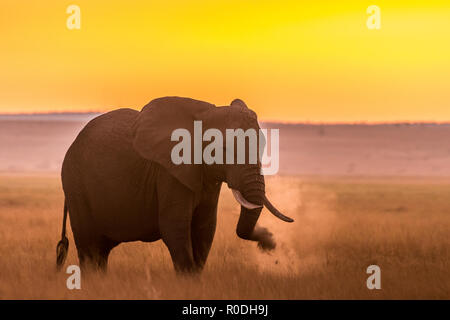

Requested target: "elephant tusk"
[
  {"left": 263, "top": 195, "right": 294, "bottom": 223},
  {"left": 231, "top": 189, "right": 263, "bottom": 210}
]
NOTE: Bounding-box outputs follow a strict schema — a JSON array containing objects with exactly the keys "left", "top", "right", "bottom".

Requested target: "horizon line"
[{"left": 0, "top": 111, "right": 450, "bottom": 125}]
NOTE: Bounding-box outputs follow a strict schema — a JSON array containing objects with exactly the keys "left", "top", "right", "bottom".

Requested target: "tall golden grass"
[{"left": 0, "top": 174, "right": 448, "bottom": 299}]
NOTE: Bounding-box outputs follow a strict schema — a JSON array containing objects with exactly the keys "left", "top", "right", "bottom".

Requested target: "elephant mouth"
[{"left": 231, "top": 189, "right": 294, "bottom": 223}]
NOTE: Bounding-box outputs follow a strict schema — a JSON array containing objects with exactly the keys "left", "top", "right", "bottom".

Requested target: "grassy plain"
[{"left": 0, "top": 174, "right": 448, "bottom": 299}]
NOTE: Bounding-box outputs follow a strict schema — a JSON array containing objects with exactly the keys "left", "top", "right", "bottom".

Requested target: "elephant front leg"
[
  {"left": 159, "top": 202, "right": 198, "bottom": 274},
  {"left": 191, "top": 204, "right": 217, "bottom": 271}
]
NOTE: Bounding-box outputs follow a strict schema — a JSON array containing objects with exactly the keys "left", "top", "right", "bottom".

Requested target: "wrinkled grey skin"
[{"left": 58, "top": 97, "right": 290, "bottom": 273}]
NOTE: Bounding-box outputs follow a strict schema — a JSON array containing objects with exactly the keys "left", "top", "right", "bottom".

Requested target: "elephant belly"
[
  {"left": 94, "top": 199, "right": 161, "bottom": 243},
  {"left": 63, "top": 154, "right": 162, "bottom": 243},
  {"left": 83, "top": 167, "right": 161, "bottom": 243}
]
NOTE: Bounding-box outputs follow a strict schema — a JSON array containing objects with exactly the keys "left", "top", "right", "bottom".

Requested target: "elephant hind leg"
[
  {"left": 67, "top": 195, "right": 118, "bottom": 273},
  {"left": 75, "top": 237, "right": 118, "bottom": 273}
]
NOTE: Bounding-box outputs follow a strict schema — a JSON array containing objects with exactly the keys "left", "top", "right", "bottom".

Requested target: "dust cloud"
[{"left": 252, "top": 176, "right": 338, "bottom": 277}]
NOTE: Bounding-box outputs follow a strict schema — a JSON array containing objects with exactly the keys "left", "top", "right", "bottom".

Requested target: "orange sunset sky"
[{"left": 1, "top": 0, "right": 450, "bottom": 122}]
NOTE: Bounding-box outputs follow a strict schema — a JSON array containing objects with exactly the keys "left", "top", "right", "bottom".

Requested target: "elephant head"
[{"left": 132, "top": 96, "right": 293, "bottom": 250}]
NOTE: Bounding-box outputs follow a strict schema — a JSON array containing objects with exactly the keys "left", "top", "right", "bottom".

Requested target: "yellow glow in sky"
[{"left": 1, "top": 0, "right": 450, "bottom": 122}]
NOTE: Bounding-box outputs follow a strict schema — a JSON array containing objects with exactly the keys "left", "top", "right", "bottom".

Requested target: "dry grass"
[{"left": 0, "top": 174, "right": 449, "bottom": 299}]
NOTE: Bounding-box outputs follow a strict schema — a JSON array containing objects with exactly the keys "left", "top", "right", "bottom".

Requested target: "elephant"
[{"left": 56, "top": 96, "right": 293, "bottom": 274}]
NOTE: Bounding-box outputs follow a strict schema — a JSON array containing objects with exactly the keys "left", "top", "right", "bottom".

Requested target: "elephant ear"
[{"left": 132, "top": 97, "right": 217, "bottom": 194}]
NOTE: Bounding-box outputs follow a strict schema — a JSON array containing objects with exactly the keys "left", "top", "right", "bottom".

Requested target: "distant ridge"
[
  {"left": 261, "top": 121, "right": 450, "bottom": 127},
  {"left": 0, "top": 112, "right": 102, "bottom": 122},
  {"left": 0, "top": 112, "right": 449, "bottom": 126}
]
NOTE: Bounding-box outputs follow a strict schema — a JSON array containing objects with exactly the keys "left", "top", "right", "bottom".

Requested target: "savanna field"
[
  {"left": 2, "top": 0, "right": 450, "bottom": 303},
  {"left": 0, "top": 174, "right": 449, "bottom": 299}
]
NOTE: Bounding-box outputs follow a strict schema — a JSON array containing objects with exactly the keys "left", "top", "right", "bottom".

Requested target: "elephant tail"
[{"left": 56, "top": 199, "right": 69, "bottom": 271}]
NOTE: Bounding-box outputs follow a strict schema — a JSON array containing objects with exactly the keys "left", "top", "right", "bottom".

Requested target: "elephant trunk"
[
  {"left": 236, "top": 206, "right": 263, "bottom": 240},
  {"left": 232, "top": 169, "right": 294, "bottom": 244},
  {"left": 235, "top": 170, "right": 265, "bottom": 240},
  {"left": 235, "top": 194, "right": 276, "bottom": 250}
]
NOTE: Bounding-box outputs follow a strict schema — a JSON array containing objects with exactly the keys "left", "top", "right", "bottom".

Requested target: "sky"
[{"left": 1, "top": 0, "right": 450, "bottom": 122}]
